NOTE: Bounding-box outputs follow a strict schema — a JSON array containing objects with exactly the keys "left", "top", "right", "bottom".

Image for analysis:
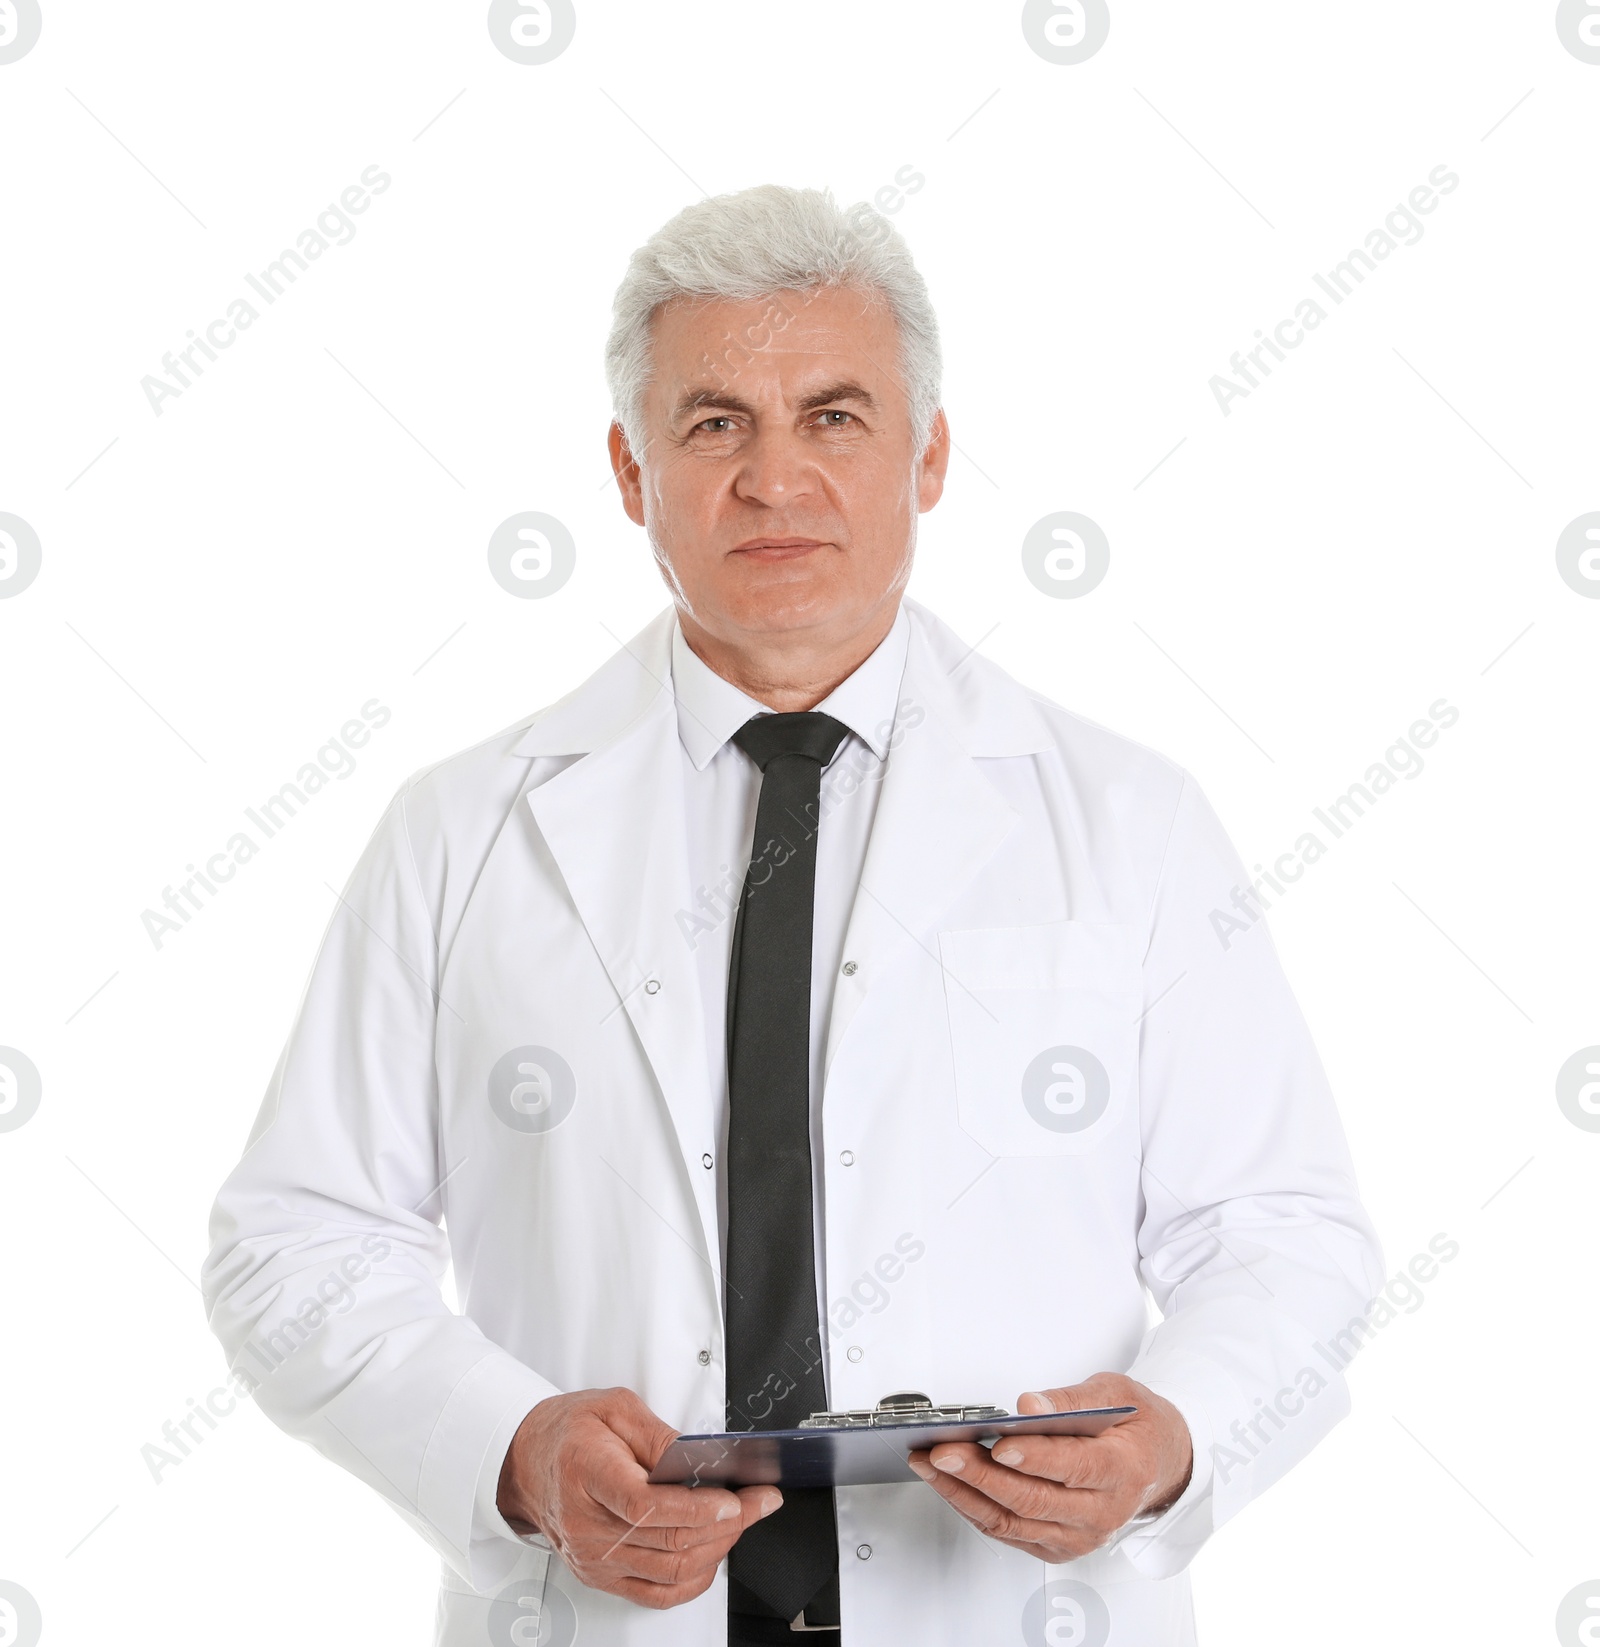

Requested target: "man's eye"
[
  {"left": 695, "top": 417, "right": 736, "bottom": 434},
  {"left": 817, "top": 409, "right": 855, "bottom": 427}
]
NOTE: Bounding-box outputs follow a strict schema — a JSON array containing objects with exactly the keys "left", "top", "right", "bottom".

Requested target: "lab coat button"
[
  {"left": 644, "top": 978, "right": 661, "bottom": 995},
  {"left": 842, "top": 961, "right": 858, "bottom": 976},
  {"left": 702, "top": 1153, "right": 714, "bottom": 1169},
  {"left": 697, "top": 1349, "right": 711, "bottom": 1366},
  {"left": 856, "top": 1544, "right": 872, "bottom": 1561},
  {"left": 846, "top": 1345, "right": 863, "bottom": 1362},
  {"left": 839, "top": 1150, "right": 855, "bottom": 1166}
]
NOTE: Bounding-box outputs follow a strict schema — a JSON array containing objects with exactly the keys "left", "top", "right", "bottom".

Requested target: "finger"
[
  {"left": 909, "top": 1439, "right": 1099, "bottom": 1560},
  {"left": 600, "top": 1539, "right": 738, "bottom": 1588},
  {"left": 915, "top": 1460, "right": 1115, "bottom": 1561},
  {"left": 925, "top": 1443, "right": 1103, "bottom": 1526},
  {"left": 603, "top": 1569, "right": 722, "bottom": 1611},
  {"left": 588, "top": 1472, "right": 748, "bottom": 1533},
  {"left": 614, "top": 1488, "right": 781, "bottom": 1551},
  {"left": 1017, "top": 1382, "right": 1096, "bottom": 1416},
  {"left": 986, "top": 1432, "right": 1118, "bottom": 1487},
  {"left": 619, "top": 1513, "right": 749, "bottom": 1553},
  {"left": 911, "top": 1459, "right": 1087, "bottom": 1548},
  {"left": 1019, "top": 1372, "right": 1133, "bottom": 1417},
  {"left": 735, "top": 1485, "right": 784, "bottom": 1529}
]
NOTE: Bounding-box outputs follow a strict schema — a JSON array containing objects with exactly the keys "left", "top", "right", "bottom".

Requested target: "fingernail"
[
  {"left": 994, "top": 1446, "right": 1022, "bottom": 1466},
  {"left": 716, "top": 1500, "right": 740, "bottom": 1521},
  {"left": 760, "top": 1492, "right": 782, "bottom": 1517},
  {"left": 1023, "top": 1391, "right": 1054, "bottom": 1411},
  {"left": 934, "top": 1453, "right": 964, "bottom": 1474},
  {"left": 907, "top": 1458, "right": 934, "bottom": 1481}
]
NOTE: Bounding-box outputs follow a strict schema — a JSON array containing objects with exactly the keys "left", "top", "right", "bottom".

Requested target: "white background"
[{"left": 1, "top": 2, "right": 1597, "bottom": 1642}]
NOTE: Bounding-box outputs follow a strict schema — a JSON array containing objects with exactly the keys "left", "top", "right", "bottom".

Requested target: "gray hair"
[{"left": 604, "top": 184, "right": 942, "bottom": 459}]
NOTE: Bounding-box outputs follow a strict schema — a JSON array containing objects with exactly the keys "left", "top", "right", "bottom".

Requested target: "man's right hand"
[{"left": 496, "top": 1387, "right": 780, "bottom": 1609}]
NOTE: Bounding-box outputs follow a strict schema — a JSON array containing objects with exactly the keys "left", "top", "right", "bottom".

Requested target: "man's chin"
[
  {"left": 723, "top": 599, "right": 864, "bottom": 644},
  {"left": 714, "top": 574, "right": 852, "bottom": 637}
]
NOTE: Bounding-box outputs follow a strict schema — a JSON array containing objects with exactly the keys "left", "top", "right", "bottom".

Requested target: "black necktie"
[{"left": 724, "top": 710, "right": 850, "bottom": 1630}]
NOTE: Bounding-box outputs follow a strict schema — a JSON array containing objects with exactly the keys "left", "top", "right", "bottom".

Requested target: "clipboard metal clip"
[{"left": 796, "top": 1390, "right": 1010, "bottom": 1429}]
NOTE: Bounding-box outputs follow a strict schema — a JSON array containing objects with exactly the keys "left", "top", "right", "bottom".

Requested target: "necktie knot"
[{"left": 731, "top": 711, "right": 850, "bottom": 772}]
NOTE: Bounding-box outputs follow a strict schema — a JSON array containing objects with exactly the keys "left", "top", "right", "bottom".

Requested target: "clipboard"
[{"left": 648, "top": 1404, "right": 1137, "bottom": 1489}]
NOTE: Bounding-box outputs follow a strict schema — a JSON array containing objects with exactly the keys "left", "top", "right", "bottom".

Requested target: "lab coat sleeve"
[
  {"left": 1117, "top": 773, "right": 1385, "bottom": 1578},
  {"left": 200, "top": 779, "right": 561, "bottom": 1593}
]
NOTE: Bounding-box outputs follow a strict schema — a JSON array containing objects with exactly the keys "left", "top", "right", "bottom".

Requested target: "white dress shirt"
[{"left": 669, "top": 604, "right": 912, "bottom": 1371}]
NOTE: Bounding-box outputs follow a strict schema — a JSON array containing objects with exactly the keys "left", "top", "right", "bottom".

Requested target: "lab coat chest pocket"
[{"left": 936, "top": 921, "right": 1142, "bottom": 1156}]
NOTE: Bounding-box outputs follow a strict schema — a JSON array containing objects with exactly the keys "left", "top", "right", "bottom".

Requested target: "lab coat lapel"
[
  {"left": 825, "top": 604, "right": 1054, "bottom": 1077},
  {"left": 515, "top": 613, "right": 718, "bottom": 1268},
  {"left": 827, "top": 612, "right": 1028, "bottom": 1073}
]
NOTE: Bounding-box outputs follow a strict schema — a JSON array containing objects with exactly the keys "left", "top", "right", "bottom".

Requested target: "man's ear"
[
  {"left": 916, "top": 409, "right": 951, "bottom": 513},
  {"left": 608, "top": 422, "right": 646, "bottom": 526}
]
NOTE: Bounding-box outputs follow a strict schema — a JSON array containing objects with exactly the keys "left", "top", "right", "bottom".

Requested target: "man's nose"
[{"left": 732, "top": 426, "right": 819, "bottom": 509}]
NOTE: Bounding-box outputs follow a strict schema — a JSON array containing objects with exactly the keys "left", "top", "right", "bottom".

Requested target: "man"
[{"left": 202, "top": 185, "right": 1383, "bottom": 1645}]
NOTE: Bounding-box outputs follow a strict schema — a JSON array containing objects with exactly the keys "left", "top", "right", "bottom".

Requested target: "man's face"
[{"left": 609, "top": 285, "right": 949, "bottom": 651}]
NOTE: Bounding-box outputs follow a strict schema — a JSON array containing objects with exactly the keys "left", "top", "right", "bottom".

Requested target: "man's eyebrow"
[
  {"left": 671, "top": 387, "right": 758, "bottom": 422},
  {"left": 669, "top": 379, "right": 880, "bottom": 424},
  {"left": 794, "top": 380, "right": 878, "bottom": 414}
]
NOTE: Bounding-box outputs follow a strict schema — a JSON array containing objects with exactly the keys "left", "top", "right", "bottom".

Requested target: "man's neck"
[{"left": 677, "top": 602, "right": 901, "bottom": 713}]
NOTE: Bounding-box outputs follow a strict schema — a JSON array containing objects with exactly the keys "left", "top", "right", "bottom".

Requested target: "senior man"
[{"left": 203, "top": 186, "right": 1383, "bottom": 1645}]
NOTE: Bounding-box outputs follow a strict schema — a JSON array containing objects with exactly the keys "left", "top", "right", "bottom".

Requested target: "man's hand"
[
  {"left": 906, "top": 1373, "right": 1193, "bottom": 1562},
  {"left": 497, "top": 1387, "right": 780, "bottom": 1609}
]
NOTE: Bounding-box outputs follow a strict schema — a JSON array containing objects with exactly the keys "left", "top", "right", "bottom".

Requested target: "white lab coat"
[{"left": 202, "top": 597, "right": 1383, "bottom": 1646}]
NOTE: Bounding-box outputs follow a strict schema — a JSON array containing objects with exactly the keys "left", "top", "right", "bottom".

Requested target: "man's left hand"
[{"left": 906, "top": 1372, "right": 1193, "bottom": 1562}]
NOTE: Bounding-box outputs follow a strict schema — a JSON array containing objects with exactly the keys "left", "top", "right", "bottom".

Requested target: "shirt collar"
[{"left": 670, "top": 603, "right": 911, "bottom": 772}]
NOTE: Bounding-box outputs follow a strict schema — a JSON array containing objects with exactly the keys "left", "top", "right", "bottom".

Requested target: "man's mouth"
[{"left": 730, "top": 537, "right": 828, "bottom": 560}]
